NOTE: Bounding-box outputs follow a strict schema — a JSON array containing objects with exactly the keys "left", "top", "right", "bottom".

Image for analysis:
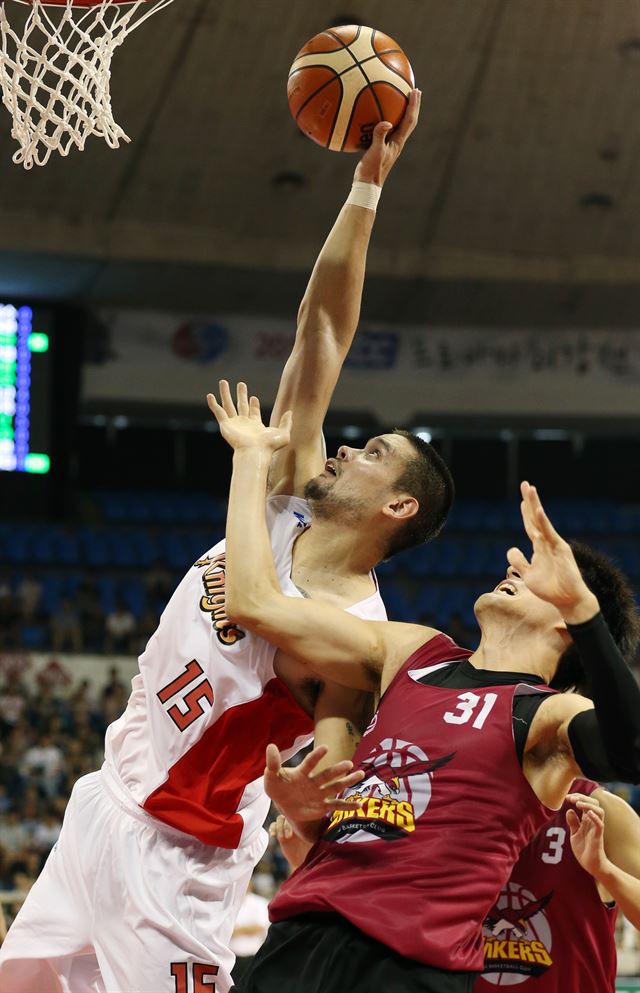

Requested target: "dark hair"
[
  {"left": 384, "top": 430, "right": 455, "bottom": 558},
  {"left": 551, "top": 541, "right": 640, "bottom": 693}
]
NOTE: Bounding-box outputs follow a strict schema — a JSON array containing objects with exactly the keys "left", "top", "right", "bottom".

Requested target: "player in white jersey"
[
  {"left": 103, "top": 493, "right": 386, "bottom": 853},
  {"left": 0, "top": 93, "right": 432, "bottom": 993}
]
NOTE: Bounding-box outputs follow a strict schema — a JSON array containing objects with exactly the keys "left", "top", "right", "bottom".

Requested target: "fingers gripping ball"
[{"left": 287, "top": 25, "right": 415, "bottom": 152}]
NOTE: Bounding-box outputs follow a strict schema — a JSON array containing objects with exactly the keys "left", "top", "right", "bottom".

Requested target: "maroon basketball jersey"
[
  {"left": 270, "top": 634, "right": 556, "bottom": 972},
  {"left": 476, "top": 778, "right": 617, "bottom": 992}
]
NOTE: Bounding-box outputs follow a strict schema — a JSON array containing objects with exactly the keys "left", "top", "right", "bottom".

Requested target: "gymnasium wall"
[{"left": 85, "top": 311, "right": 640, "bottom": 420}]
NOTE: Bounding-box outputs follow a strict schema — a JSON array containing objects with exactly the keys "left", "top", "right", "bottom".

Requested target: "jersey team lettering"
[
  {"left": 482, "top": 882, "right": 554, "bottom": 983},
  {"left": 194, "top": 552, "right": 245, "bottom": 645},
  {"left": 326, "top": 737, "right": 454, "bottom": 843}
]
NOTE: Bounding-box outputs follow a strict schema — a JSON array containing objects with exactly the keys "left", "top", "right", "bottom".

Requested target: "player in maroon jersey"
[
  {"left": 270, "top": 781, "right": 640, "bottom": 993},
  {"left": 476, "top": 783, "right": 640, "bottom": 992},
  {"left": 207, "top": 386, "right": 640, "bottom": 993},
  {"left": 275, "top": 785, "right": 640, "bottom": 992}
]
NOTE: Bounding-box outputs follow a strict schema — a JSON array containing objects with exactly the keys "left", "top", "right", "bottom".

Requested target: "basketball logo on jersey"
[
  {"left": 194, "top": 552, "right": 245, "bottom": 645},
  {"left": 362, "top": 711, "right": 378, "bottom": 737},
  {"left": 325, "top": 736, "right": 454, "bottom": 844},
  {"left": 481, "top": 882, "right": 554, "bottom": 984}
]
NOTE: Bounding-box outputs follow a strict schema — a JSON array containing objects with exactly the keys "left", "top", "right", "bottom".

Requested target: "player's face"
[
  {"left": 474, "top": 565, "right": 566, "bottom": 634},
  {"left": 305, "top": 433, "right": 415, "bottom": 520}
]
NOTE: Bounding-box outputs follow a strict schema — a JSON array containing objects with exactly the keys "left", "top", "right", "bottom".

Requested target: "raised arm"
[
  {"left": 268, "top": 90, "right": 421, "bottom": 497},
  {"left": 207, "top": 382, "right": 428, "bottom": 689},
  {"left": 513, "top": 483, "right": 640, "bottom": 791}
]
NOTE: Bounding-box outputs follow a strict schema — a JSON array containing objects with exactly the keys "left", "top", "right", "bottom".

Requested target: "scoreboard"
[{"left": 0, "top": 303, "right": 53, "bottom": 474}]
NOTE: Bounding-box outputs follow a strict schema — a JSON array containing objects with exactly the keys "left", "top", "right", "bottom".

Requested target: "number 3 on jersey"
[
  {"left": 541, "top": 826, "right": 566, "bottom": 864},
  {"left": 158, "top": 660, "right": 214, "bottom": 732},
  {"left": 443, "top": 692, "right": 498, "bottom": 729}
]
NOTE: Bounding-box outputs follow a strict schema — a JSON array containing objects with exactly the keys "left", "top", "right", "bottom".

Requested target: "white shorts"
[{"left": 0, "top": 768, "right": 268, "bottom": 993}]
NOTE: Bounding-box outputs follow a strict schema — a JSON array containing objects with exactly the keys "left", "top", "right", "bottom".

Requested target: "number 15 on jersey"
[{"left": 157, "top": 660, "right": 214, "bottom": 732}]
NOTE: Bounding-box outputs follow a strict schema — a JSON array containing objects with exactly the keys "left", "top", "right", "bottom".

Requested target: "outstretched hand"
[
  {"left": 207, "top": 380, "right": 292, "bottom": 454},
  {"left": 264, "top": 743, "right": 364, "bottom": 825},
  {"left": 507, "top": 482, "right": 599, "bottom": 623},
  {"left": 566, "top": 793, "right": 610, "bottom": 878},
  {"left": 354, "top": 88, "right": 421, "bottom": 187},
  {"left": 269, "top": 814, "right": 313, "bottom": 872}
]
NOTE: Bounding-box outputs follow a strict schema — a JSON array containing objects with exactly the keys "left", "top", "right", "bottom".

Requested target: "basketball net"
[{"left": 0, "top": 0, "right": 174, "bottom": 168}]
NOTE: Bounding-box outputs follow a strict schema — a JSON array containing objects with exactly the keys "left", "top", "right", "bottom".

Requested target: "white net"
[{"left": 0, "top": 0, "right": 174, "bottom": 168}]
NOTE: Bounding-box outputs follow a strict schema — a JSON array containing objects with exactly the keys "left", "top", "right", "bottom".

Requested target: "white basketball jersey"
[{"left": 104, "top": 496, "right": 387, "bottom": 850}]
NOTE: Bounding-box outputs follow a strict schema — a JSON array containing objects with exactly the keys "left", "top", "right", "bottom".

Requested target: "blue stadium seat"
[
  {"left": 41, "top": 574, "right": 63, "bottom": 613},
  {"left": 373, "top": 558, "right": 398, "bottom": 579},
  {"left": 20, "top": 624, "right": 47, "bottom": 649},
  {"left": 158, "top": 532, "right": 190, "bottom": 571},
  {"left": 96, "top": 576, "right": 117, "bottom": 614},
  {"left": 413, "top": 586, "right": 441, "bottom": 624},
  {"left": 380, "top": 583, "right": 414, "bottom": 622},
  {"left": 5, "top": 527, "right": 29, "bottom": 564},
  {"left": 81, "top": 530, "right": 111, "bottom": 568},
  {"left": 121, "top": 578, "right": 147, "bottom": 617},
  {"left": 436, "top": 587, "right": 468, "bottom": 626},
  {"left": 54, "top": 530, "right": 80, "bottom": 565},
  {"left": 404, "top": 545, "right": 430, "bottom": 579},
  {"left": 110, "top": 533, "right": 137, "bottom": 568}
]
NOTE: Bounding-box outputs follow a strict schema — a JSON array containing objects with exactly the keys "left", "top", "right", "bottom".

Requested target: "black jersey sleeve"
[
  {"left": 512, "top": 693, "right": 549, "bottom": 766},
  {"left": 566, "top": 612, "right": 640, "bottom": 785},
  {"left": 567, "top": 711, "right": 619, "bottom": 783}
]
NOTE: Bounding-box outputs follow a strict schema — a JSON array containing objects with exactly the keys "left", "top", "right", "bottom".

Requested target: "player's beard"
[{"left": 304, "top": 476, "right": 369, "bottom": 525}]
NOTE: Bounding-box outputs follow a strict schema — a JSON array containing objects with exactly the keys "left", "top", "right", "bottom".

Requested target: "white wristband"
[{"left": 346, "top": 181, "right": 382, "bottom": 212}]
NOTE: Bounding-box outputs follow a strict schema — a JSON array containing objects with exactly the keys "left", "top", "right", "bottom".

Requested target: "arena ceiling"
[{"left": 1, "top": 0, "right": 640, "bottom": 310}]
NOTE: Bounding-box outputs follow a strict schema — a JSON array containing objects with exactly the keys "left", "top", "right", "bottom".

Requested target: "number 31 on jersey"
[{"left": 443, "top": 692, "right": 498, "bottom": 730}]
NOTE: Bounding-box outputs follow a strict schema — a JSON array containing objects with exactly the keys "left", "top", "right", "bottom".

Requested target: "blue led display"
[{"left": 0, "top": 304, "right": 50, "bottom": 474}]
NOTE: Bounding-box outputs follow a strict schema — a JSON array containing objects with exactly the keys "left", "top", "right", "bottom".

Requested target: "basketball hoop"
[{"left": 0, "top": 0, "right": 175, "bottom": 168}]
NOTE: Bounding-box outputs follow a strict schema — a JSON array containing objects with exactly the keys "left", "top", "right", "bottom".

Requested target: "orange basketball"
[{"left": 287, "top": 25, "right": 415, "bottom": 153}]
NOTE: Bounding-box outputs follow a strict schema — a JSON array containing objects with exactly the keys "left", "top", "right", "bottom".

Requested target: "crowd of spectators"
[
  {"left": 0, "top": 561, "right": 174, "bottom": 656},
  {"left": 0, "top": 657, "right": 128, "bottom": 925},
  {"left": 0, "top": 656, "right": 290, "bottom": 935},
  {"left": 0, "top": 565, "right": 482, "bottom": 660}
]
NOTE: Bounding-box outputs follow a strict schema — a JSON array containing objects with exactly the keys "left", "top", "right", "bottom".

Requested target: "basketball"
[{"left": 287, "top": 25, "right": 415, "bottom": 153}]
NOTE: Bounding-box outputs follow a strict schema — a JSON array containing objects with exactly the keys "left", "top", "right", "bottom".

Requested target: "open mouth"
[
  {"left": 495, "top": 581, "right": 518, "bottom": 597},
  {"left": 324, "top": 460, "right": 338, "bottom": 476}
]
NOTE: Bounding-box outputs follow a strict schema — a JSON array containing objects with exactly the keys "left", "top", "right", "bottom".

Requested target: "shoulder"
[
  {"left": 594, "top": 788, "right": 640, "bottom": 830},
  {"left": 570, "top": 776, "right": 600, "bottom": 796},
  {"left": 265, "top": 495, "right": 311, "bottom": 532},
  {"left": 593, "top": 789, "right": 640, "bottom": 875},
  {"left": 379, "top": 624, "right": 445, "bottom": 694},
  {"left": 394, "top": 629, "right": 471, "bottom": 674},
  {"left": 531, "top": 691, "right": 592, "bottom": 732},
  {"left": 352, "top": 591, "right": 387, "bottom": 621},
  {"left": 525, "top": 692, "right": 593, "bottom": 757},
  {"left": 266, "top": 494, "right": 310, "bottom": 515}
]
